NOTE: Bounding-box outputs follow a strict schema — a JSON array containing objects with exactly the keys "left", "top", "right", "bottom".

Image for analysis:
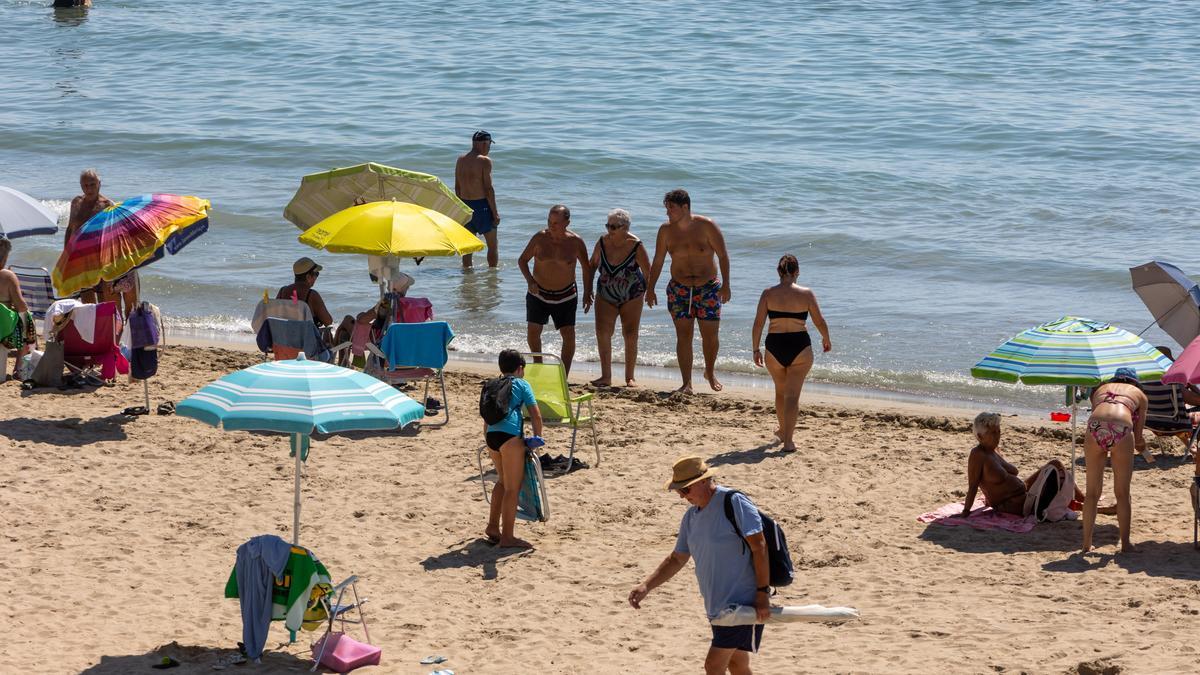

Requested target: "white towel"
[
  {"left": 47, "top": 299, "right": 96, "bottom": 344},
  {"left": 710, "top": 604, "right": 860, "bottom": 626}
]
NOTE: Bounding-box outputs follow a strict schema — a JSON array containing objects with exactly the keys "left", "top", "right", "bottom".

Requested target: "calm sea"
[{"left": 2, "top": 0, "right": 1197, "bottom": 409}]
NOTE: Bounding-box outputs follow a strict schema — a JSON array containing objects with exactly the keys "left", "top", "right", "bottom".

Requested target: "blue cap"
[{"left": 1111, "top": 367, "right": 1139, "bottom": 384}]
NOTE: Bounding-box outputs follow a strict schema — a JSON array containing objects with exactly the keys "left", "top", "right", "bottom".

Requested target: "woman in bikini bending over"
[
  {"left": 1082, "top": 368, "right": 1148, "bottom": 554},
  {"left": 750, "top": 254, "right": 831, "bottom": 453},
  {"left": 589, "top": 208, "right": 650, "bottom": 387}
]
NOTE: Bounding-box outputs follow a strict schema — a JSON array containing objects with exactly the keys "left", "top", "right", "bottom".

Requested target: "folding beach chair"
[
  {"left": 521, "top": 352, "right": 600, "bottom": 472},
  {"left": 1143, "top": 380, "right": 1200, "bottom": 460},
  {"left": 251, "top": 297, "right": 331, "bottom": 362},
  {"left": 476, "top": 442, "right": 550, "bottom": 522},
  {"left": 9, "top": 264, "right": 60, "bottom": 320},
  {"left": 309, "top": 575, "right": 379, "bottom": 672},
  {"left": 59, "top": 301, "right": 128, "bottom": 381},
  {"left": 378, "top": 321, "right": 454, "bottom": 426}
]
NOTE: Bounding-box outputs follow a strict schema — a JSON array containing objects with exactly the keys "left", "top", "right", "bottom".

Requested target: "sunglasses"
[
  {"left": 677, "top": 484, "right": 695, "bottom": 496},
  {"left": 606, "top": 223, "right": 626, "bottom": 230}
]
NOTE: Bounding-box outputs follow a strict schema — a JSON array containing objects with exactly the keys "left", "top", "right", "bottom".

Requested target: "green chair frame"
[{"left": 521, "top": 352, "right": 600, "bottom": 472}]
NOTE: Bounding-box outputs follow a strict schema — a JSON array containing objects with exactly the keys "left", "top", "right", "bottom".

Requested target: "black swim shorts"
[
  {"left": 526, "top": 293, "right": 577, "bottom": 330},
  {"left": 710, "top": 624, "right": 763, "bottom": 653}
]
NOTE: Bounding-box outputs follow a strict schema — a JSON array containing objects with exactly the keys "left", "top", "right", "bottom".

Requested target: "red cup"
[{"left": 1050, "top": 412, "right": 1071, "bottom": 422}]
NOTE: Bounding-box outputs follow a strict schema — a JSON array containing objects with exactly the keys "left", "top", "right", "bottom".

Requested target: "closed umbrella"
[
  {"left": 972, "top": 316, "right": 1172, "bottom": 459},
  {"left": 283, "top": 162, "right": 472, "bottom": 230},
  {"left": 0, "top": 186, "right": 58, "bottom": 239},
  {"left": 176, "top": 354, "right": 425, "bottom": 544},
  {"left": 1129, "top": 261, "right": 1200, "bottom": 348},
  {"left": 52, "top": 193, "right": 210, "bottom": 296}
]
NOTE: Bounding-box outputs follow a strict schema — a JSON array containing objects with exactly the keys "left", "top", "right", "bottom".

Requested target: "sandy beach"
[{"left": 2, "top": 344, "right": 1199, "bottom": 674}]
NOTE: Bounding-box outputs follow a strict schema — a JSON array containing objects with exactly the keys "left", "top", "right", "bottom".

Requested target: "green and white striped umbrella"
[
  {"left": 283, "top": 162, "right": 472, "bottom": 230},
  {"left": 971, "top": 316, "right": 1171, "bottom": 386}
]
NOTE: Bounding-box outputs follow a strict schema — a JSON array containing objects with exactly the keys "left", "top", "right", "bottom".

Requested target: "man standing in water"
[
  {"left": 518, "top": 204, "right": 593, "bottom": 375},
  {"left": 455, "top": 130, "right": 500, "bottom": 269},
  {"left": 65, "top": 168, "right": 114, "bottom": 304},
  {"left": 646, "top": 189, "right": 731, "bottom": 393}
]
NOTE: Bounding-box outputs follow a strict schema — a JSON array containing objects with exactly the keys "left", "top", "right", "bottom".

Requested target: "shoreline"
[{"left": 164, "top": 327, "right": 1049, "bottom": 423}]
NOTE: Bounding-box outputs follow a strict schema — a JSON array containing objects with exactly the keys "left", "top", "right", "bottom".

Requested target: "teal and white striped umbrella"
[
  {"left": 971, "top": 316, "right": 1171, "bottom": 386},
  {"left": 177, "top": 354, "right": 426, "bottom": 543}
]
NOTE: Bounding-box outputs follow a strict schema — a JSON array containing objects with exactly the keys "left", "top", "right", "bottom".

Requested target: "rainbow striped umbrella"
[
  {"left": 971, "top": 316, "right": 1171, "bottom": 386},
  {"left": 52, "top": 193, "right": 210, "bottom": 297}
]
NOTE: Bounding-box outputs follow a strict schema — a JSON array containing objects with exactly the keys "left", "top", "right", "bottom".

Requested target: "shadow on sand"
[
  {"left": 421, "top": 537, "right": 533, "bottom": 580},
  {"left": 707, "top": 441, "right": 795, "bottom": 467},
  {"left": 918, "top": 519, "right": 1120, "bottom": 554},
  {"left": 0, "top": 414, "right": 133, "bottom": 446},
  {"left": 79, "top": 641, "right": 315, "bottom": 674},
  {"left": 1042, "top": 540, "right": 1200, "bottom": 580}
]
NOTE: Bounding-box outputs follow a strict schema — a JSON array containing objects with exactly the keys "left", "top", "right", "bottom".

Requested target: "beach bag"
[
  {"left": 479, "top": 375, "right": 514, "bottom": 425},
  {"left": 128, "top": 303, "right": 160, "bottom": 349},
  {"left": 1042, "top": 467, "right": 1079, "bottom": 522},
  {"left": 31, "top": 340, "right": 64, "bottom": 388},
  {"left": 0, "top": 303, "right": 22, "bottom": 350},
  {"left": 1022, "top": 464, "right": 1071, "bottom": 522},
  {"left": 724, "top": 490, "right": 794, "bottom": 588}
]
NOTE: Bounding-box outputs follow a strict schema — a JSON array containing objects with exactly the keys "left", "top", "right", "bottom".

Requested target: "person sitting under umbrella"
[{"left": 278, "top": 257, "right": 333, "bottom": 328}]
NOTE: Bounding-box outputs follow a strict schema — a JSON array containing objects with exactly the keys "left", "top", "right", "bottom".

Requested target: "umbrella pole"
[
  {"left": 292, "top": 433, "right": 303, "bottom": 545},
  {"left": 143, "top": 378, "right": 150, "bottom": 411}
]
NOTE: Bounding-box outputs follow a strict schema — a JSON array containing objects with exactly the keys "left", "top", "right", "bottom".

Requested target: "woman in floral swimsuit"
[
  {"left": 589, "top": 208, "right": 650, "bottom": 387},
  {"left": 1082, "top": 368, "right": 1148, "bottom": 554}
]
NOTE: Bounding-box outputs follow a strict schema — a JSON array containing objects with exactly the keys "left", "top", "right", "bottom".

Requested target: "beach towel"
[
  {"left": 516, "top": 452, "right": 548, "bottom": 522},
  {"left": 379, "top": 321, "right": 453, "bottom": 369},
  {"left": 917, "top": 498, "right": 1037, "bottom": 533},
  {"left": 48, "top": 299, "right": 92, "bottom": 342}
]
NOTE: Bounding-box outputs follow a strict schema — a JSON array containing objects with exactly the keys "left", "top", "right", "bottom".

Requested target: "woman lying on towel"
[{"left": 956, "top": 412, "right": 1088, "bottom": 518}]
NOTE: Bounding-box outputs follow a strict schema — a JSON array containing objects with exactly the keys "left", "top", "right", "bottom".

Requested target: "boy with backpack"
[
  {"left": 480, "top": 349, "right": 544, "bottom": 549},
  {"left": 628, "top": 456, "right": 790, "bottom": 674}
]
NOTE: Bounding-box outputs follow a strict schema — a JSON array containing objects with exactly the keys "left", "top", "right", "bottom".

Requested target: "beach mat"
[{"left": 917, "top": 499, "right": 1036, "bottom": 533}]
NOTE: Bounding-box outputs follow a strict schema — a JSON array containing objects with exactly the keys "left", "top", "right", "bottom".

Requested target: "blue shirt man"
[{"left": 628, "top": 456, "right": 772, "bottom": 674}]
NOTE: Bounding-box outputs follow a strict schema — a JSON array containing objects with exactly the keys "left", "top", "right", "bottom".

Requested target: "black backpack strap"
[{"left": 723, "top": 490, "right": 750, "bottom": 555}]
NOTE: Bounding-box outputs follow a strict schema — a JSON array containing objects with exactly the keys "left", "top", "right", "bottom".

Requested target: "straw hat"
[{"left": 666, "top": 455, "right": 717, "bottom": 491}]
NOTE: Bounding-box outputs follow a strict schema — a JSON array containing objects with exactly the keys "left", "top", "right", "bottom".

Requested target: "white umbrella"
[{"left": 0, "top": 186, "right": 58, "bottom": 239}]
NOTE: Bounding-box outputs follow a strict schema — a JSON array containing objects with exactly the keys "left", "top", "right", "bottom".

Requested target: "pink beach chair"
[{"left": 59, "top": 301, "right": 129, "bottom": 381}]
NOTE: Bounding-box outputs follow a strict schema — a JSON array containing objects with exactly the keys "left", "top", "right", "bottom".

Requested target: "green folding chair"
[{"left": 521, "top": 352, "right": 600, "bottom": 472}]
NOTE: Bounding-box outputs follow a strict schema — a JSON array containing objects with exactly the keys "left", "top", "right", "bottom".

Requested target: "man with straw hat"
[{"left": 628, "top": 456, "right": 771, "bottom": 674}]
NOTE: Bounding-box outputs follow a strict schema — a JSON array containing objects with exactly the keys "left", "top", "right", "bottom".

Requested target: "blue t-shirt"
[
  {"left": 674, "top": 486, "right": 764, "bottom": 619},
  {"left": 485, "top": 377, "right": 536, "bottom": 436}
]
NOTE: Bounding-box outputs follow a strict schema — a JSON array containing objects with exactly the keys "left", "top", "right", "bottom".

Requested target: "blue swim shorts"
[{"left": 464, "top": 198, "right": 494, "bottom": 235}]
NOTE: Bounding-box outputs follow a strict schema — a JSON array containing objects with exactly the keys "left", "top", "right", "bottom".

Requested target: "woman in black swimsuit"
[
  {"left": 588, "top": 208, "right": 650, "bottom": 387},
  {"left": 750, "top": 254, "right": 831, "bottom": 452}
]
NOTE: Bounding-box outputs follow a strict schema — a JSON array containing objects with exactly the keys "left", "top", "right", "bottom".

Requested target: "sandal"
[
  {"left": 157, "top": 401, "right": 176, "bottom": 415},
  {"left": 123, "top": 406, "right": 151, "bottom": 416}
]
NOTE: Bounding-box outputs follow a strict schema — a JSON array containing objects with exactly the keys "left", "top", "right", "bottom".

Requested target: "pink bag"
[
  {"left": 311, "top": 632, "right": 381, "bottom": 673},
  {"left": 394, "top": 297, "right": 433, "bottom": 323}
]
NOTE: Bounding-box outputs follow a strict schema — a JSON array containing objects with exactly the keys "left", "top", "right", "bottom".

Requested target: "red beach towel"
[{"left": 917, "top": 498, "right": 1037, "bottom": 533}]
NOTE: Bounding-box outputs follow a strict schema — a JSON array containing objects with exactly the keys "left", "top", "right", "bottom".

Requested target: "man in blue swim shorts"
[
  {"left": 455, "top": 130, "right": 501, "bottom": 268},
  {"left": 629, "top": 456, "right": 771, "bottom": 674}
]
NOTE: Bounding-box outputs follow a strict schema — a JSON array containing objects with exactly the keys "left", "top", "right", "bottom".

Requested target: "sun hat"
[
  {"left": 293, "top": 257, "right": 322, "bottom": 275},
  {"left": 666, "top": 455, "right": 717, "bottom": 491},
  {"left": 1110, "top": 367, "right": 1140, "bottom": 386}
]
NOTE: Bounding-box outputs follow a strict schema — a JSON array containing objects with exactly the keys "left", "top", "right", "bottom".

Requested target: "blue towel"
[
  {"left": 234, "top": 535, "right": 293, "bottom": 661},
  {"left": 265, "top": 317, "right": 331, "bottom": 362},
  {"left": 380, "top": 321, "right": 454, "bottom": 369}
]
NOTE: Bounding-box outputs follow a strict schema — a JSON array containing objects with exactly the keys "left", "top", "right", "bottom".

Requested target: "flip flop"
[
  {"left": 420, "top": 656, "right": 448, "bottom": 665},
  {"left": 157, "top": 401, "right": 175, "bottom": 415},
  {"left": 123, "top": 406, "right": 150, "bottom": 416},
  {"left": 152, "top": 656, "right": 180, "bottom": 669}
]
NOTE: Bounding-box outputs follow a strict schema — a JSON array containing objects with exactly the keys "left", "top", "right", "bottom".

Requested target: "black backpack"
[
  {"left": 479, "top": 375, "right": 515, "bottom": 425},
  {"left": 723, "top": 490, "right": 794, "bottom": 588}
]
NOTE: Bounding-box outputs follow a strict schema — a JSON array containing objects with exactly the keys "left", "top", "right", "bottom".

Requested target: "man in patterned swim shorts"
[{"left": 645, "top": 189, "right": 731, "bottom": 393}]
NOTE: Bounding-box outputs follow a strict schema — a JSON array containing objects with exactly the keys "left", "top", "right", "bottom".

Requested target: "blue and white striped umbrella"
[
  {"left": 177, "top": 354, "right": 426, "bottom": 544},
  {"left": 177, "top": 355, "right": 425, "bottom": 434}
]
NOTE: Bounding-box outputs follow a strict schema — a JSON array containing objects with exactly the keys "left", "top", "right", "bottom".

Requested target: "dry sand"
[{"left": 2, "top": 345, "right": 1198, "bottom": 674}]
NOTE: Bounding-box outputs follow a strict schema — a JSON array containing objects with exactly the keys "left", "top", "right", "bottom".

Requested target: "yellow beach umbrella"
[{"left": 298, "top": 200, "right": 484, "bottom": 258}]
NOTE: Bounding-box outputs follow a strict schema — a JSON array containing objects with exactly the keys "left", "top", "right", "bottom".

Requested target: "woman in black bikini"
[
  {"left": 589, "top": 208, "right": 650, "bottom": 387},
  {"left": 750, "top": 254, "right": 831, "bottom": 452}
]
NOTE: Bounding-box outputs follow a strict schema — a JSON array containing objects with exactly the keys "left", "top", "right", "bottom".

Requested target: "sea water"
[{"left": 1, "top": 0, "right": 1196, "bottom": 410}]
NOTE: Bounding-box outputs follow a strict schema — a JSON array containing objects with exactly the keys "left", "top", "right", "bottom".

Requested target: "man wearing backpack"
[
  {"left": 480, "top": 349, "right": 544, "bottom": 549},
  {"left": 628, "top": 456, "right": 770, "bottom": 675}
]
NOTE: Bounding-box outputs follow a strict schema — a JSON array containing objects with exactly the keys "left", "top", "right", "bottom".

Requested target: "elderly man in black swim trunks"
[
  {"left": 455, "top": 130, "right": 500, "bottom": 269},
  {"left": 517, "top": 205, "right": 593, "bottom": 375}
]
